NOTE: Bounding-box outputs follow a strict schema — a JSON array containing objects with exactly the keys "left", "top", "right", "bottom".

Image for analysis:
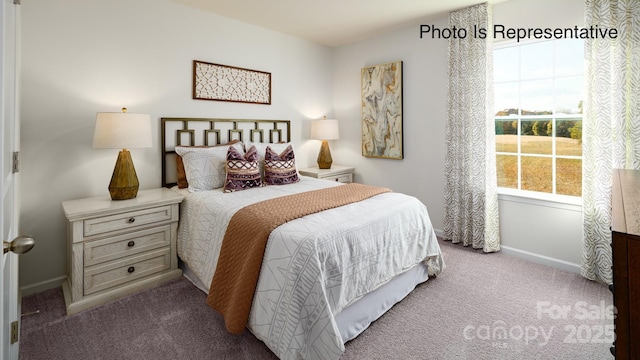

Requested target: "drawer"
[
  {"left": 83, "top": 205, "right": 172, "bottom": 237},
  {"left": 84, "top": 225, "right": 171, "bottom": 267},
  {"left": 84, "top": 248, "right": 170, "bottom": 295},
  {"left": 321, "top": 173, "right": 352, "bottom": 183}
]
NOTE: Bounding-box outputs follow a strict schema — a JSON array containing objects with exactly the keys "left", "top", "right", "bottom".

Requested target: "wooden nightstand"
[
  {"left": 61, "top": 188, "right": 183, "bottom": 315},
  {"left": 299, "top": 165, "right": 355, "bottom": 183}
]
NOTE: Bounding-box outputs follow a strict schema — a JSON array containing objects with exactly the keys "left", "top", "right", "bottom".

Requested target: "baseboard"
[
  {"left": 20, "top": 276, "right": 67, "bottom": 297},
  {"left": 434, "top": 228, "right": 581, "bottom": 274},
  {"left": 500, "top": 245, "right": 581, "bottom": 274}
]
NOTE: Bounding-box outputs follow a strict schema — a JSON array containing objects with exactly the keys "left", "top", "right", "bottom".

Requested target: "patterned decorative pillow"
[
  {"left": 224, "top": 145, "right": 262, "bottom": 192},
  {"left": 264, "top": 145, "right": 300, "bottom": 185},
  {"left": 175, "top": 142, "right": 244, "bottom": 191},
  {"left": 244, "top": 141, "right": 292, "bottom": 165},
  {"left": 245, "top": 141, "right": 295, "bottom": 177}
]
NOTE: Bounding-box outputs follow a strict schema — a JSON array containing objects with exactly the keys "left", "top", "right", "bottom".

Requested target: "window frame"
[{"left": 493, "top": 39, "right": 583, "bottom": 202}]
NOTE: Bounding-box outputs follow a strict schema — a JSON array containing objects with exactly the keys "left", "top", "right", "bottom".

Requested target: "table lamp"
[
  {"left": 310, "top": 117, "right": 339, "bottom": 169},
  {"left": 93, "top": 108, "right": 152, "bottom": 200}
]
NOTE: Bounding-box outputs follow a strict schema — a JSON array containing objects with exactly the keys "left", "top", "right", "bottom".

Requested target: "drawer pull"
[
  {"left": 127, "top": 241, "right": 135, "bottom": 248},
  {"left": 128, "top": 217, "right": 136, "bottom": 223},
  {"left": 127, "top": 266, "right": 135, "bottom": 273}
]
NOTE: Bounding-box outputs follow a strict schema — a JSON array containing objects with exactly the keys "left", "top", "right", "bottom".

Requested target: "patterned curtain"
[
  {"left": 582, "top": 0, "right": 640, "bottom": 284},
  {"left": 443, "top": 3, "right": 500, "bottom": 252}
]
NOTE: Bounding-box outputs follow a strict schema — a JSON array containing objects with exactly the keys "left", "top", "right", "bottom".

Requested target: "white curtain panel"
[
  {"left": 443, "top": 3, "right": 500, "bottom": 252},
  {"left": 582, "top": 0, "right": 640, "bottom": 284}
]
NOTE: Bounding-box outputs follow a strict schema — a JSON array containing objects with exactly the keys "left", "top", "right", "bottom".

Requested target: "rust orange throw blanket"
[{"left": 207, "top": 183, "right": 391, "bottom": 333}]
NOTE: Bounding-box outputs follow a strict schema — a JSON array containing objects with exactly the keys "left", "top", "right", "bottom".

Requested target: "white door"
[{"left": 1, "top": 1, "right": 32, "bottom": 359}]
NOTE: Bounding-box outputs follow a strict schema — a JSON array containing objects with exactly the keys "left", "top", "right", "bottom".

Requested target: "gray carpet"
[{"left": 20, "top": 240, "right": 613, "bottom": 359}]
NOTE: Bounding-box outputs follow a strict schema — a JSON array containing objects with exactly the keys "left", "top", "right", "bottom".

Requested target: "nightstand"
[
  {"left": 61, "top": 188, "right": 183, "bottom": 315},
  {"left": 299, "top": 165, "right": 355, "bottom": 183}
]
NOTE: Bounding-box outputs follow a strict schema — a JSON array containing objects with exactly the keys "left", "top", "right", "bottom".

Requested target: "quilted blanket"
[
  {"left": 207, "top": 183, "right": 391, "bottom": 333},
  {"left": 176, "top": 177, "right": 443, "bottom": 360}
]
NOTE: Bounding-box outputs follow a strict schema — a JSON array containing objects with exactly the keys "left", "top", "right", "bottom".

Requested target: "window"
[{"left": 494, "top": 39, "right": 583, "bottom": 197}]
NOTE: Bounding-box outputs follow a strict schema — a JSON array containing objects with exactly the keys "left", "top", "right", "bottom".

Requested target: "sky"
[{"left": 494, "top": 38, "right": 584, "bottom": 115}]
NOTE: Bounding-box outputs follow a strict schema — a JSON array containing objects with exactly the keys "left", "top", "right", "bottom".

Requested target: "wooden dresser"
[
  {"left": 61, "top": 188, "right": 183, "bottom": 315},
  {"left": 611, "top": 169, "right": 640, "bottom": 359}
]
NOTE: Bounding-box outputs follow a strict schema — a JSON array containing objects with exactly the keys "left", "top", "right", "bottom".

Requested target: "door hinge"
[
  {"left": 12, "top": 152, "right": 19, "bottom": 173},
  {"left": 13, "top": 0, "right": 21, "bottom": 5},
  {"left": 10, "top": 321, "right": 18, "bottom": 344}
]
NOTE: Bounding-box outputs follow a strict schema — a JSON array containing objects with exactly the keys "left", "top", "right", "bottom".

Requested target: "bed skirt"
[{"left": 180, "top": 259, "right": 430, "bottom": 343}]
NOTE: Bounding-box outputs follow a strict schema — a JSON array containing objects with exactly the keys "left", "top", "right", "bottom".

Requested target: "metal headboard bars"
[{"left": 161, "top": 117, "right": 291, "bottom": 188}]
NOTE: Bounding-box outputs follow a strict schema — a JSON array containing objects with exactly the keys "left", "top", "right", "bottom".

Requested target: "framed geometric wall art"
[
  {"left": 361, "top": 60, "right": 403, "bottom": 159},
  {"left": 193, "top": 60, "right": 271, "bottom": 105}
]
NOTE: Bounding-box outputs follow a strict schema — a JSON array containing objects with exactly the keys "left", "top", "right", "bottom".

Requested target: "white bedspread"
[{"left": 176, "top": 177, "right": 443, "bottom": 360}]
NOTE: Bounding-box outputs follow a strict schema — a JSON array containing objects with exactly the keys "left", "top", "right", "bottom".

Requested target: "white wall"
[
  {"left": 332, "top": 0, "right": 586, "bottom": 272},
  {"left": 19, "top": 0, "right": 333, "bottom": 293},
  {"left": 332, "top": 17, "right": 449, "bottom": 229}
]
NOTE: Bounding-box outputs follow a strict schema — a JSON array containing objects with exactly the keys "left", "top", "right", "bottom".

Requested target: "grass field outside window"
[{"left": 495, "top": 130, "right": 582, "bottom": 197}]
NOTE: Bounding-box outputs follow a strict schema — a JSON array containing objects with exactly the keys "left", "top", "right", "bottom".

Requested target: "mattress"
[{"left": 174, "top": 177, "right": 444, "bottom": 360}]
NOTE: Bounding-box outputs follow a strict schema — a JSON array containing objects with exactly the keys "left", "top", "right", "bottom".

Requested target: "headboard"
[{"left": 161, "top": 117, "right": 291, "bottom": 188}]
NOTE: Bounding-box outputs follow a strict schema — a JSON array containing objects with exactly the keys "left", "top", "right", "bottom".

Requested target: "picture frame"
[
  {"left": 193, "top": 60, "right": 271, "bottom": 105},
  {"left": 361, "top": 60, "right": 403, "bottom": 159}
]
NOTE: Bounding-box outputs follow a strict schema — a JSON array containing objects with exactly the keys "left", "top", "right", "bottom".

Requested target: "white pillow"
[{"left": 175, "top": 142, "right": 244, "bottom": 191}]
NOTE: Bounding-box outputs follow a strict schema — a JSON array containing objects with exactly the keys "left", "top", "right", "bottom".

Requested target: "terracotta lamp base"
[
  {"left": 108, "top": 149, "right": 139, "bottom": 200},
  {"left": 317, "top": 140, "right": 333, "bottom": 169}
]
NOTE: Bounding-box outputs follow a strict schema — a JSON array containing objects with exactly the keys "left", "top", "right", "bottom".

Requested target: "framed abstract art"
[
  {"left": 361, "top": 60, "right": 403, "bottom": 159},
  {"left": 193, "top": 60, "right": 271, "bottom": 105}
]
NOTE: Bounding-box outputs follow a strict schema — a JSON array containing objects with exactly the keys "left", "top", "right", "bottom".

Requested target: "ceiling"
[{"left": 172, "top": 0, "right": 507, "bottom": 47}]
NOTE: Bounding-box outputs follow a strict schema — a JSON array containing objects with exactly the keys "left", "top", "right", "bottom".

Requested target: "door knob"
[{"left": 3, "top": 235, "right": 35, "bottom": 255}]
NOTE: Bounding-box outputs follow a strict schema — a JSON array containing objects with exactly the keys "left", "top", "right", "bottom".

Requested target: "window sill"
[{"left": 497, "top": 187, "right": 582, "bottom": 211}]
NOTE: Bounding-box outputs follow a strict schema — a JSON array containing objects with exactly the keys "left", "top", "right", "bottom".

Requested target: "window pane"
[
  {"left": 494, "top": 46, "right": 519, "bottom": 82},
  {"left": 521, "top": 156, "right": 552, "bottom": 193},
  {"left": 521, "top": 120, "right": 552, "bottom": 154},
  {"left": 555, "top": 39, "right": 584, "bottom": 77},
  {"left": 496, "top": 134, "right": 517, "bottom": 153},
  {"left": 521, "top": 79, "right": 553, "bottom": 114},
  {"left": 494, "top": 39, "right": 583, "bottom": 197},
  {"left": 494, "top": 82, "right": 519, "bottom": 116},
  {"left": 555, "top": 76, "right": 583, "bottom": 114},
  {"left": 497, "top": 154, "right": 518, "bottom": 189},
  {"left": 556, "top": 119, "right": 582, "bottom": 156},
  {"left": 521, "top": 41, "right": 553, "bottom": 79},
  {"left": 557, "top": 158, "right": 582, "bottom": 196}
]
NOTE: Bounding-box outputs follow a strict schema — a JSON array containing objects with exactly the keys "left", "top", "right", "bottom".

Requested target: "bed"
[{"left": 161, "top": 117, "right": 444, "bottom": 360}]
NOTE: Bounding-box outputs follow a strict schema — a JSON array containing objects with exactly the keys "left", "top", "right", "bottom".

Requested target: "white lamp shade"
[
  {"left": 310, "top": 118, "right": 339, "bottom": 140},
  {"left": 93, "top": 111, "right": 152, "bottom": 149}
]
